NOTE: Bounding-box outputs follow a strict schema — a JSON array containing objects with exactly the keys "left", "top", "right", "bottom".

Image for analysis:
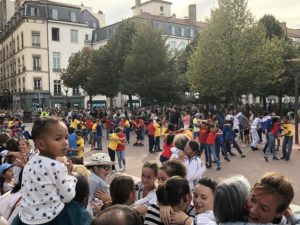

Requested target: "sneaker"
[
  {"left": 206, "top": 164, "right": 212, "bottom": 168},
  {"left": 264, "top": 157, "right": 269, "bottom": 162},
  {"left": 241, "top": 154, "right": 246, "bottom": 158},
  {"left": 273, "top": 157, "right": 279, "bottom": 160},
  {"left": 280, "top": 156, "right": 286, "bottom": 160},
  {"left": 224, "top": 157, "right": 231, "bottom": 162},
  {"left": 230, "top": 153, "right": 236, "bottom": 156},
  {"left": 133, "top": 143, "right": 139, "bottom": 146},
  {"left": 216, "top": 167, "right": 221, "bottom": 171}
]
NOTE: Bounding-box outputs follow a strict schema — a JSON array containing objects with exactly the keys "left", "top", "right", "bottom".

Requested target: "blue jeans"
[
  {"left": 207, "top": 144, "right": 221, "bottom": 168},
  {"left": 282, "top": 136, "right": 293, "bottom": 160},
  {"left": 116, "top": 150, "right": 126, "bottom": 168},
  {"left": 95, "top": 136, "right": 102, "bottom": 149},
  {"left": 265, "top": 134, "right": 276, "bottom": 158}
]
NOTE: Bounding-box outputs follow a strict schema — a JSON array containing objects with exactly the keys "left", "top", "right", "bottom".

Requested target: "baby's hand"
[{"left": 64, "top": 160, "right": 73, "bottom": 174}]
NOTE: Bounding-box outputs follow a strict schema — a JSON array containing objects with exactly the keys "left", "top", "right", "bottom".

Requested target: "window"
[
  {"left": 70, "top": 12, "right": 76, "bottom": 22},
  {"left": 32, "top": 31, "right": 40, "bottom": 47},
  {"left": 17, "top": 36, "right": 19, "bottom": 51},
  {"left": 54, "top": 80, "right": 61, "bottom": 95},
  {"left": 190, "top": 29, "right": 194, "bottom": 38},
  {"left": 70, "top": 29, "right": 78, "bottom": 43},
  {"left": 51, "top": 9, "right": 58, "bottom": 19},
  {"left": 72, "top": 87, "right": 80, "bottom": 95},
  {"left": 92, "top": 22, "right": 97, "bottom": 28},
  {"left": 53, "top": 52, "right": 61, "bottom": 71},
  {"left": 21, "top": 32, "right": 24, "bottom": 48},
  {"left": 30, "top": 7, "right": 39, "bottom": 17},
  {"left": 160, "top": 6, "right": 164, "bottom": 12},
  {"left": 32, "top": 55, "right": 41, "bottom": 71},
  {"left": 180, "top": 27, "right": 184, "bottom": 36},
  {"left": 85, "top": 34, "right": 89, "bottom": 40},
  {"left": 171, "top": 26, "right": 175, "bottom": 35},
  {"left": 52, "top": 28, "right": 60, "bottom": 41},
  {"left": 169, "top": 41, "right": 176, "bottom": 50},
  {"left": 33, "top": 78, "right": 41, "bottom": 90}
]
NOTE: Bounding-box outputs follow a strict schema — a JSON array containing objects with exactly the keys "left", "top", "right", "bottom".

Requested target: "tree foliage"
[
  {"left": 187, "top": 0, "right": 283, "bottom": 105},
  {"left": 60, "top": 47, "right": 99, "bottom": 101},
  {"left": 123, "top": 22, "right": 177, "bottom": 104}
]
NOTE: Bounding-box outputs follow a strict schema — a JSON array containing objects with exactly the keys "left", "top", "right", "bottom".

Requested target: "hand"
[
  {"left": 95, "top": 191, "right": 111, "bottom": 203},
  {"left": 178, "top": 151, "right": 185, "bottom": 161},
  {"left": 160, "top": 205, "right": 173, "bottom": 225},
  {"left": 64, "top": 160, "right": 73, "bottom": 174},
  {"left": 171, "top": 211, "right": 189, "bottom": 225}
]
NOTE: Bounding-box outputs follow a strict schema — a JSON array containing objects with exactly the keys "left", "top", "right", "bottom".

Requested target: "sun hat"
[
  {"left": 0, "top": 163, "right": 13, "bottom": 175},
  {"left": 84, "top": 153, "right": 116, "bottom": 167}
]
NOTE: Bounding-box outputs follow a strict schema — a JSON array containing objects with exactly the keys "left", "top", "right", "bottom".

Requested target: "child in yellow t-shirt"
[
  {"left": 75, "top": 130, "right": 85, "bottom": 158},
  {"left": 108, "top": 127, "right": 123, "bottom": 171}
]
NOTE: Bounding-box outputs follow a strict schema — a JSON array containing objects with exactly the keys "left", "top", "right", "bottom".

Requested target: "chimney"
[
  {"left": 135, "top": 0, "right": 141, "bottom": 6},
  {"left": 188, "top": 4, "right": 196, "bottom": 22}
]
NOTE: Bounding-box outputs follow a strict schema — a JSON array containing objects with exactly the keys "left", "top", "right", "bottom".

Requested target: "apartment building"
[{"left": 0, "top": 0, "right": 99, "bottom": 109}]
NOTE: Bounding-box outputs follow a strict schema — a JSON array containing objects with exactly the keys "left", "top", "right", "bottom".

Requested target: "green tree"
[
  {"left": 123, "top": 22, "right": 177, "bottom": 104},
  {"left": 103, "top": 19, "right": 136, "bottom": 107},
  {"left": 188, "top": 0, "right": 275, "bottom": 106},
  {"left": 61, "top": 47, "right": 98, "bottom": 108},
  {"left": 257, "top": 14, "right": 298, "bottom": 111},
  {"left": 259, "top": 14, "right": 285, "bottom": 40}
]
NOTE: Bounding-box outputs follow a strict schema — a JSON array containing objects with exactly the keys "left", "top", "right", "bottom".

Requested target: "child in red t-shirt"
[
  {"left": 116, "top": 130, "right": 126, "bottom": 171},
  {"left": 206, "top": 125, "right": 221, "bottom": 170},
  {"left": 160, "top": 134, "right": 175, "bottom": 163}
]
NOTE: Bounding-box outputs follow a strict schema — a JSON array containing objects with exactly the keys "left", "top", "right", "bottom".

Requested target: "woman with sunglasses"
[{"left": 85, "top": 153, "right": 116, "bottom": 216}]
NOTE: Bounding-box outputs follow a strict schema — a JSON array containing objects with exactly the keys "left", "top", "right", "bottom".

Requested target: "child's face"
[
  {"left": 3, "top": 167, "right": 14, "bottom": 179},
  {"left": 19, "top": 140, "right": 30, "bottom": 154},
  {"left": 36, "top": 121, "right": 69, "bottom": 159}
]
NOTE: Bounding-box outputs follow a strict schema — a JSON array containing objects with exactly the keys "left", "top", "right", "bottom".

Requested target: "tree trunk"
[
  {"left": 128, "top": 94, "right": 133, "bottom": 112},
  {"left": 232, "top": 88, "right": 237, "bottom": 108},
  {"left": 110, "top": 97, "right": 114, "bottom": 108},
  {"left": 89, "top": 95, "right": 93, "bottom": 109},
  {"left": 278, "top": 93, "right": 283, "bottom": 116},
  {"left": 294, "top": 73, "right": 299, "bottom": 144},
  {"left": 262, "top": 96, "right": 267, "bottom": 110}
]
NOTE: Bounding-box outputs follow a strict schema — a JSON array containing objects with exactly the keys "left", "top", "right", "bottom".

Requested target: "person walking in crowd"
[
  {"left": 280, "top": 116, "right": 293, "bottom": 161},
  {"left": 116, "top": 128, "right": 126, "bottom": 172},
  {"left": 250, "top": 113, "right": 261, "bottom": 151},
  {"left": 147, "top": 119, "right": 156, "bottom": 154},
  {"left": 264, "top": 116, "right": 281, "bottom": 162},
  {"left": 206, "top": 125, "right": 221, "bottom": 170},
  {"left": 223, "top": 121, "right": 246, "bottom": 158},
  {"left": 107, "top": 127, "right": 124, "bottom": 171},
  {"left": 154, "top": 119, "right": 162, "bottom": 152}
]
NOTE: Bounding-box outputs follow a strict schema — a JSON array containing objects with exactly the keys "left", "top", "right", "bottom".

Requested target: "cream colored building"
[{"left": 0, "top": 0, "right": 100, "bottom": 109}]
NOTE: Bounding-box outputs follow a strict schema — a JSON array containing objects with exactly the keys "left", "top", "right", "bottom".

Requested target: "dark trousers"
[
  {"left": 225, "top": 139, "right": 243, "bottom": 155},
  {"left": 108, "top": 148, "right": 116, "bottom": 170},
  {"left": 154, "top": 136, "right": 161, "bottom": 150},
  {"left": 148, "top": 135, "right": 155, "bottom": 152}
]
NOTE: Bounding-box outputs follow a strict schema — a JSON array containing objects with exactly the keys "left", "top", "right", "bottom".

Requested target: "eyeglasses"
[{"left": 99, "top": 165, "right": 112, "bottom": 171}]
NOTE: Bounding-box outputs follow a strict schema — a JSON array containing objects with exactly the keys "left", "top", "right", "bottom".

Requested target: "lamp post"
[
  {"left": 286, "top": 58, "right": 300, "bottom": 144},
  {"left": 63, "top": 86, "right": 69, "bottom": 108}
]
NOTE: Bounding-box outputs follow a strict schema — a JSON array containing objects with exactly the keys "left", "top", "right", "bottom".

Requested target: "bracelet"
[{"left": 183, "top": 216, "right": 190, "bottom": 225}]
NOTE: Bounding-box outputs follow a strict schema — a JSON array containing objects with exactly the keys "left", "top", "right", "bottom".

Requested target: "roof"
[
  {"left": 132, "top": 0, "right": 172, "bottom": 9},
  {"left": 287, "top": 28, "right": 300, "bottom": 38},
  {"left": 134, "top": 12, "right": 206, "bottom": 27},
  {"left": 23, "top": 0, "right": 80, "bottom": 9}
]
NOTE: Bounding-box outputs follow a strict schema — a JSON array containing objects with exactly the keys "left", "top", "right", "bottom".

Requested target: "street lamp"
[
  {"left": 286, "top": 58, "right": 300, "bottom": 144},
  {"left": 63, "top": 86, "right": 69, "bottom": 108}
]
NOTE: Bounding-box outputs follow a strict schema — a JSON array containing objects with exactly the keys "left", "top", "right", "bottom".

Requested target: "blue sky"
[{"left": 62, "top": 0, "right": 300, "bottom": 28}]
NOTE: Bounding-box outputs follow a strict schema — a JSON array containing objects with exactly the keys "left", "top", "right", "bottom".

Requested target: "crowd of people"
[{"left": 0, "top": 104, "right": 299, "bottom": 225}]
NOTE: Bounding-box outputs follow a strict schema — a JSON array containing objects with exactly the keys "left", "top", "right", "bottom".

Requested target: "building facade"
[{"left": 0, "top": 0, "right": 99, "bottom": 109}]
